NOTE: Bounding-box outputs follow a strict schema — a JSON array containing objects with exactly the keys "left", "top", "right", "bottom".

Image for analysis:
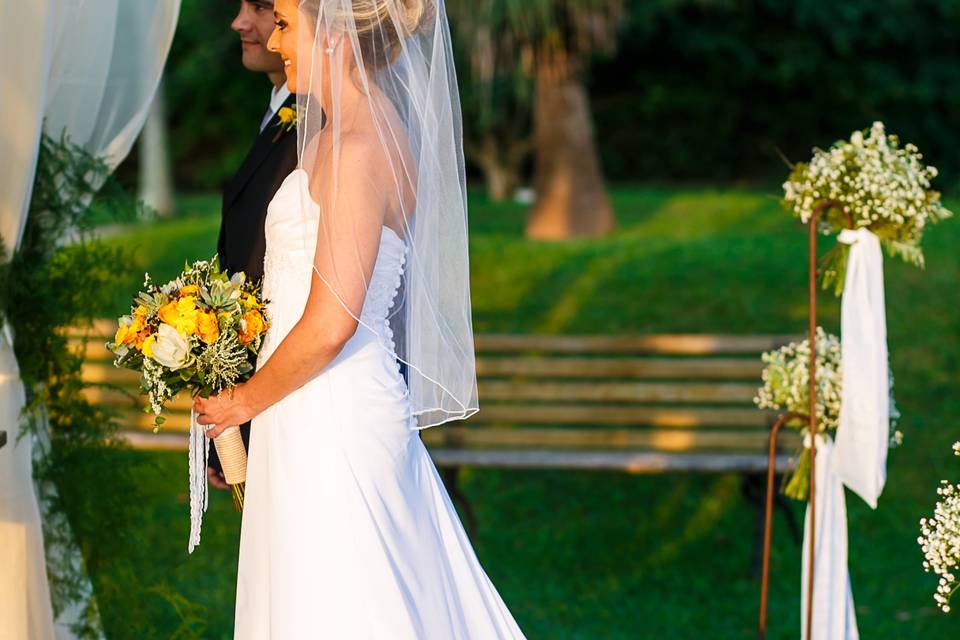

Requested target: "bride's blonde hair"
[{"left": 305, "top": 0, "right": 435, "bottom": 67}]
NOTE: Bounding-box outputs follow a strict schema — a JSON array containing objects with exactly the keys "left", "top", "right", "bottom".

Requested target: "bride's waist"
[{"left": 264, "top": 250, "right": 313, "bottom": 279}]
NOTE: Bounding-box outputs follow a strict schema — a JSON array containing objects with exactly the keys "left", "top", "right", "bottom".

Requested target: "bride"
[{"left": 194, "top": 0, "right": 525, "bottom": 637}]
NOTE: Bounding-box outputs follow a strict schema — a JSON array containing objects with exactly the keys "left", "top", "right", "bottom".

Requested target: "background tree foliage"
[
  {"left": 152, "top": 0, "right": 960, "bottom": 193},
  {"left": 589, "top": 0, "right": 960, "bottom": 185}
]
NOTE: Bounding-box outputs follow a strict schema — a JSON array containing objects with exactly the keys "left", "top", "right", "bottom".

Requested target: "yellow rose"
[
  {"left": 130, "top": 314, "right": 146, "bottom": 334},
  {"left": 114, "top": 322, "right": 130, "bottom": 345},
  {"left": 134, "top": 305, "right": 149, "bottom": 317},
  {"left": 157, "top": 300, "right": 180, "bottom": 327},
  {"left": 179, "top": 284, "right": 199, "bottom": 297},
  {"left": 141, "top": 333, "right": 157, "bottom": 358},
  {"left": 238, "top": 310, "right": 266, "bottom": 344},
  {"left": 172, "top": 296, "right": 198, "bottom": 335},
  {"left": 196, "top": 311, "right": 220, "bottom": 345}
]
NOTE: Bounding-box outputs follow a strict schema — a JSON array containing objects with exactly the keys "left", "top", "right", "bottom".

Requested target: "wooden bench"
[
  {"left": 69, "top": 322, "right": 800, "bottom": 464},
  {"left": 71, "top": 322, "right": 799, "bottom": 461}
]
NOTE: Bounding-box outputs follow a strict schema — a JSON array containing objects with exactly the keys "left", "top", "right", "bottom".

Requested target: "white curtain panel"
[{"left": 0, "top": 1, "right": 179, "bottom": 638}]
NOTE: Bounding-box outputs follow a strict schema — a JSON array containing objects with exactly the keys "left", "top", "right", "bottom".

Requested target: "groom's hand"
[{"left": 207, "top": 466, "right": 229, "bottom": 490}]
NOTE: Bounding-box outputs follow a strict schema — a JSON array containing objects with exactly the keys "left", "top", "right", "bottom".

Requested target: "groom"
[{"left": 208, "top": 0, "right": 298, "bottom": 489}]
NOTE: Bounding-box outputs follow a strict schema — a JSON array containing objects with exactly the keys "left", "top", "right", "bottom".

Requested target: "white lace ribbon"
[{"left": 187, "top": 408, "right": 209, "bottom": 553}]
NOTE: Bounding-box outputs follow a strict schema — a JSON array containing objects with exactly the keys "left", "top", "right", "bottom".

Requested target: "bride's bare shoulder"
[{"left": 307, "top": 131, "right": 401, "bottom": 197}]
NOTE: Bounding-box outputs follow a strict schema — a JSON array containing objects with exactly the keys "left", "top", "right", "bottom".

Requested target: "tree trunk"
[
  {"left": 139, "top": 81, "right": 174, "bottom": 218},
  {"left": 526, "top": 58, "right": 614, "bottom": 239},
  {"left": 475, "top": 135, "right": 521, "bottom": 202}
]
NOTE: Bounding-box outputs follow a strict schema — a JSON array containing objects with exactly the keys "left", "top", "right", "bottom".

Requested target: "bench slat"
[
  {"left": 477, "top": 357, "right": 762, "bottom": 380},
  {"left": 479, "top": 381, "right": 757, "bottom": 404},
  {"left": 82, "top": 386, "right": 192, "bottom": 413},
  {"left": 474, "top": 404, "right": 773, "bottom": 427},
  {"left": 116, "top": 412, "right": 191, "bottom": 432},
  {"left": 428, "top": 449, "right": 793, "bottom": 473},
  {"left": 81, "top": 363, "right": 140, "bottom": 385},
  {"left": 475, "top": 334, "right": 795, "bottom": 355},
  {"left": 421, "top": 426, "right": 800, "bottom": 452},
  {"left": 115, "top": 431, "right": 794, "bottom": 474}
]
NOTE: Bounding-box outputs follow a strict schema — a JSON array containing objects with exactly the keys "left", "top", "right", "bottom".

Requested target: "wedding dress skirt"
[{"left": 234, "top": 170, "right": 524, "bottom": 639}]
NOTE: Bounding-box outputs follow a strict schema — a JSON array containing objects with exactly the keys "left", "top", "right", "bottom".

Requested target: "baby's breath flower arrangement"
[
  {"left": 919, "top": 442, "right": 960, "bottom": 613},
  {"left": 754, "top": 328, "right": 901, "bottom": 500},
  {"left": 783, "top": 122, "right": 952, "bottom": 295},
  {"left": 107, "top": 257, "right": 269, "bottom": 510}
]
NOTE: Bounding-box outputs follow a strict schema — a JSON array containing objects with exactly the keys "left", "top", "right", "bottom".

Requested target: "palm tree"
[{"left": 449, "top": 0, "right": 623, "bottom": 239}]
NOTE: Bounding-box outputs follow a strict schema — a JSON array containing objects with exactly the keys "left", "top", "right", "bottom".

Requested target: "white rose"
[{"left": 151, "top": 324, "right": 192, "bottom": 370}]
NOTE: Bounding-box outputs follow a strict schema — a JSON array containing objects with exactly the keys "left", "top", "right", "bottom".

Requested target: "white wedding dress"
[{"left": 234, "top": 169, "right": 525, "bottom": 639}]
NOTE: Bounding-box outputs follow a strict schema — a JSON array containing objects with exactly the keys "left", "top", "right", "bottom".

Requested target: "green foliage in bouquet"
[
  {"left": 782, "top": 122, "right": 952, "bottom": 296},
  {"left": 754, "top": 328, "right": 901, "bottom": 501},
  {"left": 108, "top": 257, "right": 269, "bottom": 428},
  {"left": 0, "top": 132, "right": 181, "bottom": 638}
]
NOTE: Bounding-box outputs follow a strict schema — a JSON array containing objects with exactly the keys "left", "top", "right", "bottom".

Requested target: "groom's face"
[{"left": 232, "top": 0, "right": 285, "bottom": 75}]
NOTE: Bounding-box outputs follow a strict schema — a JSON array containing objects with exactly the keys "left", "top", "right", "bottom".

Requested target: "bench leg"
[{"left": 440, "top": 466, "right": 478, "bottom": 537}]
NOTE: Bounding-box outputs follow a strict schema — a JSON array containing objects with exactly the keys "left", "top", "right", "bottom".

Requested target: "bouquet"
[
  {"left": 783, "top": 122, "right": 952, "bottom": 295},
  {"left": 919, "top": 442, "right": 960, "bottom": 613},
  {"left": 107, "top": 257, "right": 269, "bottom": 515},
  {"left": 754, "top": 328, "right": 901, "bottom": 500}
]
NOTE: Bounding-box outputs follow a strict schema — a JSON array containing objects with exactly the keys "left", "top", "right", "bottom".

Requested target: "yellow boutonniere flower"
[
  {"left": 179, "top": 284, "right": 200, "bottom": 297},
  {"left": 274, "top": 106, "right": 298, "bottom": 141}
]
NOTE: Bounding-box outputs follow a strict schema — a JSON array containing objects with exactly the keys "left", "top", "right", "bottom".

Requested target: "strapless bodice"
[{"left": 261, "top": 169, "right": 407, "bottom": 355}]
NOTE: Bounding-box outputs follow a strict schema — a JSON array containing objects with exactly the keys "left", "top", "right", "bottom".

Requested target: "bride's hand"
[{"left": 194, "top": 385, "right": 256, "bottom": 438}]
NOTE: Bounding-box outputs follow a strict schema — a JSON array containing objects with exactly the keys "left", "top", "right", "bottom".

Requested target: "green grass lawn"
[{"left": 87, "top": 187, "right": 960, "bottom": 638}]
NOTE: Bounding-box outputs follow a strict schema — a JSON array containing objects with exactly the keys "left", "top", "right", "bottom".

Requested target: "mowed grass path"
[{"left": 90, "top": 188, "right": 960, "bottom": 638}]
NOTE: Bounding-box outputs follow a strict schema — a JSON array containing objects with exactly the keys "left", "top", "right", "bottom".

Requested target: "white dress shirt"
[{"left": 259, "top": 83, "right": 292, "bottom": 133}]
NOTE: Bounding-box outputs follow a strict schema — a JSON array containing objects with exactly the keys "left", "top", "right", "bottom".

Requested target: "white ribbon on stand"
[
  {"left": 187, "top": 408, "right": 210, "bottom": 553},
  {"left": 802, "top": 227, "right": 888, "bottom": 639},
  {"left": 801, "top": 437, "right": 859, "bottom": 639}
]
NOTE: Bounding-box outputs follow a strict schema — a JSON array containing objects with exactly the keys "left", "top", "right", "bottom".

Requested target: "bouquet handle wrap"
[
  {"left": 213, "top": 426, "right": 247, "bottom": 485},
  {"left": 187, "top": 408, "right": 209, "bottom": 554}
]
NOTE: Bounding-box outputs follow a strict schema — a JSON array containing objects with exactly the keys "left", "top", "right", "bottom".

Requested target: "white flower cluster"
[
  {"left": 919, "top": 442, "right": 960, "bottom": 613},
  {"left": 141, "top": 357, "right": 174, "bottom": 428},
  {"left": 783, "top": 122, "right": 949, "bottom": 247},
  {"left": 755, "top": 327, "right": 843, "bottom": 432}
]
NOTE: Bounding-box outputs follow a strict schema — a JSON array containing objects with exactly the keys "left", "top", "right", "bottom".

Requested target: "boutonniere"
[{"left": 272, "top": 106, "right": 298, "bottom": 142}]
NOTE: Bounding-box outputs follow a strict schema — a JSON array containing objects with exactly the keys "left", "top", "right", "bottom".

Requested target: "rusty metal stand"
[{"left": 758, "top": 200, "right": 846, "bottom": 640}]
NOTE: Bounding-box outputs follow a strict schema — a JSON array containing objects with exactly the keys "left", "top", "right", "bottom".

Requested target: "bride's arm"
[{"left": 196, "top": 138, "right": 388, "bottom": 434}]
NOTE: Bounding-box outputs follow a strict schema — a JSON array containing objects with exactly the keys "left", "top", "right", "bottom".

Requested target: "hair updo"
[{"left": 306, "top": 0, "right": 436, "bottom": 68}]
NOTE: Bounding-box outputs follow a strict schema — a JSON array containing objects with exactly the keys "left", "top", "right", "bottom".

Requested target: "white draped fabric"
[
  {"left": 0, "top": 1, "right": 179, "bottom": 638},
  {"left": 801, "top": 438, "right": 859, "bottom": 640},
  {"left": 802, "top": 227, "right": 889, "bottom": 639},
  {"left": 834, "top": 228, "right": 889, "bottom": 508}
]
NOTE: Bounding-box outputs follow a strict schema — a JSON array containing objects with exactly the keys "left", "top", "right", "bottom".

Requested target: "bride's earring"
[{"left": 326, "top": 36, "right": 340, "bottom": 55}]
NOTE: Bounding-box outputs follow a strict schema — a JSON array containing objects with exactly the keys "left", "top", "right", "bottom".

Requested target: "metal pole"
[
  {"left": 806, "top": 211, "right": 819, "bottom": 640},
  {"left": 758, "top": 199, "right": 843, "bottom": 640},
  {"left": 759, "top": 412, "right": 802, "bottom": 639}
]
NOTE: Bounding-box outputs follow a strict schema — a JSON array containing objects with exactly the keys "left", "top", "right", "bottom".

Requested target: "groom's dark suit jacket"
[{"left": 208, "top": 92, "right": 298, "bottom": 476}]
